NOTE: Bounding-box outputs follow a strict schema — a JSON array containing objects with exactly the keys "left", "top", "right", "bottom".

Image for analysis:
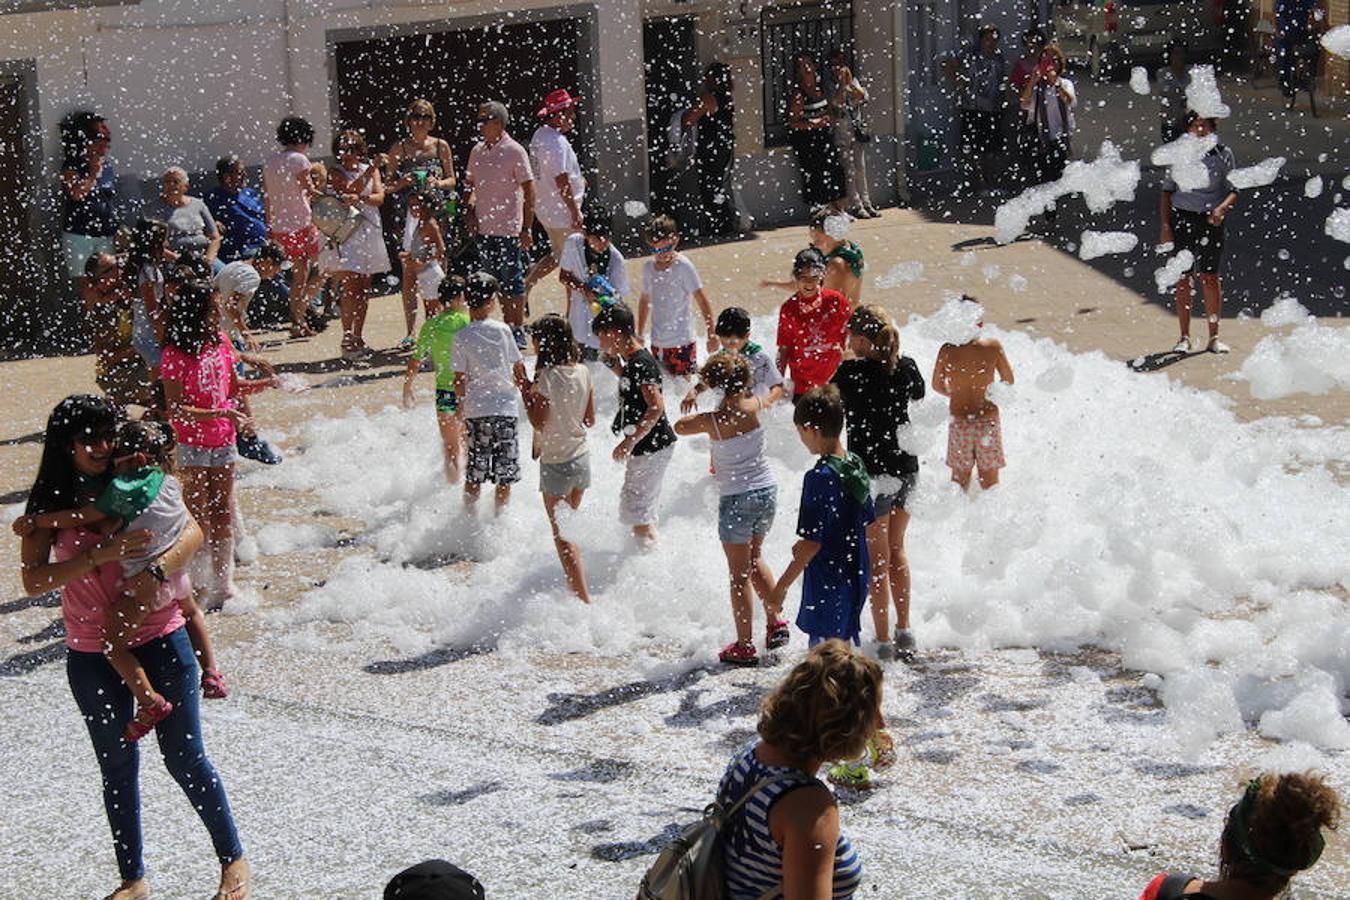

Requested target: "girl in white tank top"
[{"left": 674, "top": 354, "right": 787, "bottom": 667}]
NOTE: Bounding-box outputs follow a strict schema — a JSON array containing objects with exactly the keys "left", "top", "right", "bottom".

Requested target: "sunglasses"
[
  {"left": 649, "top": 242, "right": 677, "bottom": 253},
  {"left": 407, "top": 114, "right": 433, "bottom": 121}
]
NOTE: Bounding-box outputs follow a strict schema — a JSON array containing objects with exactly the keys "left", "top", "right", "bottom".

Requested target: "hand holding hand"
[
  {"left": 11, "top": 515, "right": 36, "bottom": 537},
  {"left": 519, "top": 229, "right": 534, "bottom": 252},
  {"left": 680, "top": 391, "right": 699, "bottom": 415}
]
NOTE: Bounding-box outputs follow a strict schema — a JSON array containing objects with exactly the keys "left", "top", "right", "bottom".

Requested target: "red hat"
[{"left": 537, "top": 88, "right": 580, "bottom": 118}]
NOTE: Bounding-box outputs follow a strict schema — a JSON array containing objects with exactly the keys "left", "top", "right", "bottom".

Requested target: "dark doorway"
[
  {"left": 643, "top": 16, "right": 700, "bottom": 235},
  {"left": 333, "top": 19, "right": 587, "bottom": 179},
  {"left": 0, "top": 64, "right": 40, "bottom": 350}
]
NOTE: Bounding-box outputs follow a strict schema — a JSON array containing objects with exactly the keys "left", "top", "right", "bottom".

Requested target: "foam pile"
[
  {"left": 1230, "top": 298, "right": 1350, "bottom": 400},
  {"left": 245, "top": 302, "right": 1350, "bottom": 754}
]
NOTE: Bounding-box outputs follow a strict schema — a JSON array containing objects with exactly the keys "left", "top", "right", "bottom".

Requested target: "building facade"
[{"left": 0, "top": 0, "right": 1038, "bottom": 348}]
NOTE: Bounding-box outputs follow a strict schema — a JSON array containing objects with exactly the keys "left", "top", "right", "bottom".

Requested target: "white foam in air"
[
  {"left": 1321, "top": 24, "right": 1350, "bottom": 59},
  {"left": 1078, "top": 230, "right": 1139, "bottom": 260},
  {"left": 1326, "top": 207, "right": 1350, "bottom": 244},
  {"left": 994, "top": 141, "right": 1140, "bottom": 244},
  {"left": 1129, "top": 67, "right": 1150, "bottom": 95},
  {"left": 243, "top": 301, "right": 1350, "bottom": 752},
  {"left": 1184, "top": 65, "right": 1230, "bottom": 118},
  {"left": 1153, "top": 250, "right": 1194, "bottom": 293},
  {"left": 1152, "top": 133, "right": 1218, "bottom": 192},
  {"left": 875, "top": 260, "right": 924, "bottom": 288},
  {"left": 1228, "top": 157, "right": 1286, "bottom": 190}
]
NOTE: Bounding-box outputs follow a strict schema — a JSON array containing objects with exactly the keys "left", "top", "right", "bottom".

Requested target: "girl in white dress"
[{"left": 328, "top": 130, "right": 390, "bottom": 359}]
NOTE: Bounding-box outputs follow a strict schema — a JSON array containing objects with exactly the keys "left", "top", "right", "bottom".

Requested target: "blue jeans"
[{"left": 66, "top": 626, "right": 243, "bottom": 881}]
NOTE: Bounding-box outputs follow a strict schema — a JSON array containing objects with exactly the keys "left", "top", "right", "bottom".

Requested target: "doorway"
[
  {"left": 905, "top": 0, "right": 962, "bottom": 178},
  {"left": 643, "top": 16, "right": 700, "bottom": 234},
  {"left": 0, "top": 61, "right": 40, "bottom": 350}
]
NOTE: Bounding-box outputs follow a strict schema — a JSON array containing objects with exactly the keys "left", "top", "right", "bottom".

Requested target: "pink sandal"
[
  {"left": 202, "top": 669, "right": 229, "bottom": 700},
  {"left": 123, "top": 698, "right": 173, "bottom": 742}
]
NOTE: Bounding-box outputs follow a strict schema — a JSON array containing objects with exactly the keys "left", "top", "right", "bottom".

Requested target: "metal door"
[{"left": 906, "top": 0, "right": 962, "bottom": 176}]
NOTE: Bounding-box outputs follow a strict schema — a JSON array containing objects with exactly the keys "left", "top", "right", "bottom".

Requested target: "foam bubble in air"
[
  {"left": 1321, "top": 24, "right": 1350, "bottom": 59},
  {"left": 1184, "top": 65, "right": 1230, "bottom": 118},
  {"left": 1129, "top": 67, "right": 1150, "bottom": 95},
  {"left": 1228, "top": 157, "right": 1286, "bottom": 190},
  {"left": 1079, "top": 230, "right": 1139, "bottom": 260},
  {"left": 1153, "top": 250, "right": 1194, "bottom": 293}
]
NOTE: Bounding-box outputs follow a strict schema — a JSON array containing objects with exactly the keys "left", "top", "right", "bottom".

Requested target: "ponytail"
[{"left": 847, "top": 304, "right": 900, "bottom": 372}]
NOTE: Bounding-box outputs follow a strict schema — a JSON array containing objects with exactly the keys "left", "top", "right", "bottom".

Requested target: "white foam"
[
  {"left": 994, "top": 141, "right": 1140, "bottom": 244},
  {"left": 1129, "top": 67, "right": 1150, "bottom": 95},
  {"left": 875, "top": 260, "right": 924, "bottom": 288},
  {"left": 1304, "top": 176, "right": 1324, "bottom": 199},
  {"left": 623, "top": 200, "right": 649, "bottom": 218},
  {"left": 1325, "top": 207, "right": 1350, "bottom": 244},
  {"left": 1232, "top": 318, "right": 1350, "bottom": 399},
  {"left": 1227, "top": 157, "right": 1285, "bottom": 190},
  {"left": 1152, "top": 133, "right": 1219, "bottom": 192},
  {"left": 1184, "top": 65, "right": 1231, "bottom": 118},
  {"left": 1321, "top": 24, "right": 1350, "bottom": 59},
  {"left": 1153, "top": 250, "right": 1195, "bottom": 293},
  {"left": 244, "top": 301, "right": 1350, "bottom": 752},
  {"left": 1259, "top": 296, "right": 1310, "bottom": 327},
  {"left": 1078, "top": 230, "right": 1139, "bottom": 261},
  {"left": 823, "top": 214, "right": 851, "bottom": 240}
]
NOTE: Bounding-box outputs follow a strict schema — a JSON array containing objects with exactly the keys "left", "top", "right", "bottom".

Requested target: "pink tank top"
[{"left": 56, "top": 528, "right": 186, "bottom": 652}]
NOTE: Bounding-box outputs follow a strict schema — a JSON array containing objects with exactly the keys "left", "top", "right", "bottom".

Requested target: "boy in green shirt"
[{"left": 403, "top": 275, "right": 471, "bottom": 483}]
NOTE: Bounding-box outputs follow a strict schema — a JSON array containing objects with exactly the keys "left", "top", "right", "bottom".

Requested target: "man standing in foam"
[
  {"left": 451, "top": 272, "right": 529, "bottom": 512},
  {"left": 1159, "top": 111, "right": 1238, "bottom": 355},
  {"left": 637, "top": 214, "right": 717, "bottom": 378},
  {"left": 593, "top": 302, "right": 678, "bottom": 547},
  {"left": 525, "top": 89, "right": 586, "bottom": 311},
  {"left": 932, "top": 301, "right": 1014, "bottom": 490}
]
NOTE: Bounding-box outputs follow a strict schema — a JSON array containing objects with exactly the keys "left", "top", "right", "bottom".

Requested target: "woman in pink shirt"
[
  {"left": 18, "top": 394, "right": 248, "bottom": 900},
  {"left": 161, "top": 280, "right": 267, "bottom": 610}
]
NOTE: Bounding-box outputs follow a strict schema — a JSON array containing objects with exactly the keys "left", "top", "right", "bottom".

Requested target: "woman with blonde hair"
[
  {"left": 1139, "top": 772, "right": 1340, "bottom": 900},
  {"left": 716, "top": 640, "right": 879, "bottom": 898},
  {"left": 831, "top": 305, "right": 925, "bottom": 662},
  {"left": 378, "top": 98, "right": 458, "bottom": 346}
]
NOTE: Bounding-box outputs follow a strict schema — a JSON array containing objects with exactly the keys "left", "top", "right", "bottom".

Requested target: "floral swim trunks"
[{"left": 946, "top": 414, "right": 1005, "bottom": 472}]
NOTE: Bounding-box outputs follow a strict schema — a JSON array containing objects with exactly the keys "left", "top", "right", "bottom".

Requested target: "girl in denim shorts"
[{"left": 675, "top": 353, "right": 786, "bottom": 667}]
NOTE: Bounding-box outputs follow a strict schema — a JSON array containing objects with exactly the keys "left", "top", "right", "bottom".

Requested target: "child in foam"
[
  {"left": 559, "top": 206, "right": 628, "bottom": 361},
  {"left": 674, "top": 353, "right": 785, "bottom": 667},
  {"left": 681, "top": 306, "right": 787, "bottom": 415},
  {"left": 404, "top": 275, "right": 471, "bottom": 484},
  {"left": 593, "top": 302, "right": 678, "bottom": 546},
  {"left": 1139, "top": 772, "right": 1340, "bottom": 900},
  {"left": 768, "top": 384, "right": 892, "bottom": 787},
  {"left": 11, "top": 419, "right": 229, "bottom": 742},
  {"left": 931, "top": 304, "right": 1014, "bottom": 490},
  {"left": 636, "top": 214, "right": 717, "bottom": 378},
  {"left": 451, "top": 272, "right": 529, "bottom": 513},
  {"left": 774, "top": 248, "right": 851, "bottom": 402},
  {"left": 831, "top": 305, "right": 926, "bottom": 662},
  {"left": 521, "top": 314, "right": 595, "bottom": 602},
  {"left": 400, "top": 190, "right": 448, "bottom": 355},
  {"left": 263, "top": 115, "right": 325, "bottom": 338}
]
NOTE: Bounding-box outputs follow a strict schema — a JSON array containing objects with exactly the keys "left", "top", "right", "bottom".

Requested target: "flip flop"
[{"left": 123, "top": 698, "right": 173, "bottom": 742}]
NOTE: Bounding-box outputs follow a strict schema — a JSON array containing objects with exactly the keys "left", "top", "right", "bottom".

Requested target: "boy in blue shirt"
[{"left": 769, "top": 384, "right": 875, "bottom": 646}]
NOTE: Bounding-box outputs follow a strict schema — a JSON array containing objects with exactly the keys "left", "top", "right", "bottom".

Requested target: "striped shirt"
[{"left": 716, "top": 741, "right": 864, "bottom": 899}]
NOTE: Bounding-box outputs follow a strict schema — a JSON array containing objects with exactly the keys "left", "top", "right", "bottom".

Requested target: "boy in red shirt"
[{"left": 775, "top": 248, "right": 852, "bottom": 402}]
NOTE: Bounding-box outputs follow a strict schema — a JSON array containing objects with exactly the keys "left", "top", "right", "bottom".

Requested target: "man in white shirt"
[{"left": 525, "top": 88, "right": 586, "bottom": 312}]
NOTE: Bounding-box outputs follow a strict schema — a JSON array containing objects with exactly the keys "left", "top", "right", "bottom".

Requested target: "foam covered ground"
[{"left": 3, "top": 305, "right": 1346, "bottom": 897}]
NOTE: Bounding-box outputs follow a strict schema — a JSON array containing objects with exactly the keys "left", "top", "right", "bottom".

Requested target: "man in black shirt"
[{"left": 593, "top": 303, "right": 677, "bottom": 545}]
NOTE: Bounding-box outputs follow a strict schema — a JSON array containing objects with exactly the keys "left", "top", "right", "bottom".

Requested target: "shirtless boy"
[
  {"left": 932, "top": 313, "right": 1014, "bottom": 490},
  {"left": 760, "top": 208, "right": 864, "bottom": 305}
]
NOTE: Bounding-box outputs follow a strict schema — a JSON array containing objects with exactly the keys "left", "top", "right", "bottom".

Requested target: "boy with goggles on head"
[{"left": 637, "top": 214, "right": 717, "bottom": 378}]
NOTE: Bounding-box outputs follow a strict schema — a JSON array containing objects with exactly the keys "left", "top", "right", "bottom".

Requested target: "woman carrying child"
[
  {"left": 675, "top": 353, "right": 785, "bottom": 667},
  {"left": 831, "top": 305, "right": 925, "bottom": 662},
  {"left": 328, "top": 130, "right": 389, "bottom": 359},
  {"left": 522, "top": 314, "right": 595, "bottom": 602},
  {"left": 161, "top": 280, "right": 270, "bottom": 610},
  {"left": 17, "top": 394, "right": 248, "bottom": 900}
]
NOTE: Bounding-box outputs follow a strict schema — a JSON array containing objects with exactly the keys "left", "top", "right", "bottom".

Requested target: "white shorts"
[
  {"left": 619, "top": 445, "right": 674, "bottom": 527},
  {"left": 416, "top": 262, "right": 446, "bottom": 302}
]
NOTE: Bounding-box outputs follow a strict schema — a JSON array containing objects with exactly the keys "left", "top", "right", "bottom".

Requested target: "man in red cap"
[{"left": 525, "top": 88, "right": 587, "bottom": 313}]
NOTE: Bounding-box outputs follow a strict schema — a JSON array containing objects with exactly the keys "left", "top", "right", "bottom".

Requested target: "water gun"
[{"left": 586, "top": 274, "right": 619, "bottom": 315}]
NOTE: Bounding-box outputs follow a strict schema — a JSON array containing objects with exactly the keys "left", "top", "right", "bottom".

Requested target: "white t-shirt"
[
  {"left": 213, "top": 260, "right": 261, "bottom": 301},
  {"left": 530, "top": 124, "right": 586, "bottom": 229},
  {"left": 534, "top": 363, "right": 591, "bottom": 464},
  {"left": 746, "top": 346, "right": 785, "bottom": 399},
  {"left": 263, "top": 150, "right": 312, "bottom": 233},
  {"left": 1025, "top": 78, "right": 1076, "bottom": 141},
  {"left": 643, "top": 254, "right": 703, "bottom": 347},
  {"left": 560, "top": 233, "right": 630, "bottom": 350},
  {"left": 450, "top": 319, "right": 523, "bottom": 420}
]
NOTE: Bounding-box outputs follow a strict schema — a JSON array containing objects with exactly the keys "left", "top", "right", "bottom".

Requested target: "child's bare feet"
[
  {"left": 214, "top": 857, "right": 250, "bottom": 900},
  {"left": 104, "top": 879, "right": 149, "bottom": 900}
]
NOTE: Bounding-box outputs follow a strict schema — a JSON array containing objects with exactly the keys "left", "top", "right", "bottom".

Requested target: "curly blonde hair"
[
  {"left": 757, "top": 640, "right": 883, "bottom": 763},
  {"left": 700, "top": 352, "right": 752, "bottom": 396}
]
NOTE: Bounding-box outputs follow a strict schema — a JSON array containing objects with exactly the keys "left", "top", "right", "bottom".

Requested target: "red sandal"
[
  {"left": 123, "top": 698, "right": 173, "bottom": 742},
  {"left": 202, "top": 669, "right": 229, "bottom": 700}
]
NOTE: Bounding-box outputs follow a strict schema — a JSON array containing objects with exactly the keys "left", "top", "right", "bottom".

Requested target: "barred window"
[{"left": 760, "top": 1, "right": 854, "bottom": 148}]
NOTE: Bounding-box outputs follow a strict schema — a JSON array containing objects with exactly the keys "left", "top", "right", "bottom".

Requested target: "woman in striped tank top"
[{"left": 716, "top": 640, "right": 882, "bottom": 898}]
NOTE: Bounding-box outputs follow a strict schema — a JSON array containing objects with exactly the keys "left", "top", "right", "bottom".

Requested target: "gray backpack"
[{"left": 636, "top": 775, "right": 798, "bottom": 900}]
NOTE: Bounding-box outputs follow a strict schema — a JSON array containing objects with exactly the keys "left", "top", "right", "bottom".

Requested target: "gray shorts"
[
  {"left": 874, "top": 472, "right": 918, "bottom": 517},
  {"left": 717, "top": 486, "right": 777, "bottom": 544},
  {"left": 540, "top": 453, "right": 591, "bottom": 496},
  {"left": 178, "top": 443, "right": 237, "bottom": 468}
]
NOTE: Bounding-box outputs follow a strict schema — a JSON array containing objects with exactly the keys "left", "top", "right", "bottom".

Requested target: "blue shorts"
[
  {"left": 717, "top": 486, "right": 777, "bottom": 544},
  {"left": 475, "top": 234, "right": 525, "bottom": 297},
  {"left": 435, "top": 389, "right": 459, "bottom": 415}
]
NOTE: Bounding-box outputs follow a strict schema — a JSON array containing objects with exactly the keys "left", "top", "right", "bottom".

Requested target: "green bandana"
[{"left": 821, "top": 452, "right": 871, "bottom": 505}]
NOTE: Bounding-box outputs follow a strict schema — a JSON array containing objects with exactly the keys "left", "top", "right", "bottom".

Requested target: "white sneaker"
[
  {"left": 1172, "top": 337, "right": 1191, "bottom": 353},
  {"left": 1207, "top": 338, "right": 1231, "bottom": 354}
]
